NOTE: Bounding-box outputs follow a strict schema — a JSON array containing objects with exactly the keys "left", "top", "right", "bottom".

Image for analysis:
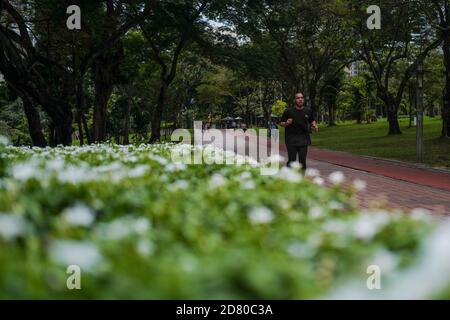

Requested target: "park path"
[
  {"left": 206, "top": 129, "right": 450, "bottom": 216},
  {"left": 304, "top": 156, "right": 450, "bottom": 214}
]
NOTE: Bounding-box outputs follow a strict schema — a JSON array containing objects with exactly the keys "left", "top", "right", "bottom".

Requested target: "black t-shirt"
[{"left": 281, "top": 107, "right": 316, "bottom": 146}]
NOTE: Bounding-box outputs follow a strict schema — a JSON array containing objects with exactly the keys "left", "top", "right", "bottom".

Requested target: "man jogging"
[{"left": 280, "top": 92, "right": 318, "bottom": 170}]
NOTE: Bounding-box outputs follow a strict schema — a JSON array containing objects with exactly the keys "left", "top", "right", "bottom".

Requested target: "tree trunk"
[
  {"left": 48, "top": 121, "right": 56, "bottom": 147},
  {"left": 428, "top": 104, "right": 435, "bottom": 118},
  {"left": 309, "top": 84, "right": 318, "bottom": 119},
  {"left": 82, "top": 113, "right": 92, "bottom": 144},
  {"left": 54, "top": 108, "right": 73, "bottom": 146},
  {"left": 408, "top": 83, "right": 415, "bottom": 128},
  {"left": 262, "top": 82, "right": 271, "bottom": 128},
  {"left": 76, "top": 81, "right": 86, "bottom": 145},
  {"left": 328, "top": 103, "right": 336, "bottom": 126},
  {"left": 443, "top": 30, "right": 450, "bottom": 138},
  {"left": 381, "top": 92, "right": 401, "bottom": 134},
  {"left": 22, "top": 98, "right": 47, "bottom": 147},
  {"left": 356, "top": 112, "right": 362, "bottom": 124},
  {"left": 46, "top": 104, "right": 73, "bottom": 146},
  {"left": 123, "top": 97, "right": 131, "bottom": 145},
  {"left": 387, "top": 108, "right": 401, "bottom": 135},
  {"left": 93, "top": 60, "right": 113, "bottom": 143},
  {"left": 150, "top": 82, "right": 167, "bottom": 143}
]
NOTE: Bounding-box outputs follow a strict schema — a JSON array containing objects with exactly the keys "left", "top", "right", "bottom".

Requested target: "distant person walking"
[{"left": 280, "top": 92, "right": 318, "bottom": 170}]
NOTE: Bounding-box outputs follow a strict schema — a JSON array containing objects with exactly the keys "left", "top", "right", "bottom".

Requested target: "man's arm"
[
  {"left": 280, "top": 110, "right": 293, "bottom": 128},
  {"left": 280, "top": 119, "right": 293, "bottom": 128},
  {"left": 309, "top": 109, "right": 319, "bottom": 132}
]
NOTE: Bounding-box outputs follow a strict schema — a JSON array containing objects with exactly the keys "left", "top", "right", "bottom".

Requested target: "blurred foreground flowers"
[{"left": 0, "top": 140, "right": 448, "bottom": 299}]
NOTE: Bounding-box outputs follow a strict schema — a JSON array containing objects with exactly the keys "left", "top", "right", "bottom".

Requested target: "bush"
[{"left": 0, "top": 140, "right": 448, "bottom": 299}]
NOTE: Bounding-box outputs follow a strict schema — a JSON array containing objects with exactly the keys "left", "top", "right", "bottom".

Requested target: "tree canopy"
[{"left": 1, "top": 0, "right": 450, "bottom": 146}]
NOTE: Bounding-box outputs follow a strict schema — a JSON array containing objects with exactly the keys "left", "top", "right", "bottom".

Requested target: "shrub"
[{"left": 0, "top": 141, "right": 448, "bottom": 299}]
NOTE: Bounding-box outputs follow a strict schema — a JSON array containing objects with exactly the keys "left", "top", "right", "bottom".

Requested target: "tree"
[
  {"left": 271, "top": 99, "right": 287, "bottom": 117},
  {"left": 320, "top": 71, "right": 344, "bottom": 126},
  {"left": 0, "top": 0, "right": 76, "bottom": 145},
  {"left": 0, "top": 0, "right": 154, "bottom": 145},
  {"left": 0, "top": 83, "right": 35, "bottom": 145},
  {"left": 424, "top": 50, "right": 445, "bottom": 118},
  {"left": 132, "top": 0, "right": 212, "bottom": 142},
  {"left": 351, "top": 0, "right": 441, "bottom": 134},
  {"left": 223, "top": 0, "right": 354, "bottom": 121},
  {"left": 416, "top": 0, "right": 450, "bottom": 137}
]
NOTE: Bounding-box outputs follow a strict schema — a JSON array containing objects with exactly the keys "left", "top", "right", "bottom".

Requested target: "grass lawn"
[{"left": 302, "top": 117, "right": 450, "bottom": 168}]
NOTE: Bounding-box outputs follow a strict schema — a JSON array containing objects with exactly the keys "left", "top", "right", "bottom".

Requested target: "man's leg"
[
  {"left": 298, "top": 146, "right": 308, "bottom": 170},
  {"left": 286, "top": 144, "right": 298, "bottom": 167}
]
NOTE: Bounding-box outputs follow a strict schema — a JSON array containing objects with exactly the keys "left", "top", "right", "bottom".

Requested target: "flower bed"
[{"left": 0, "top": 138, "right": 449, "bottom": 299}]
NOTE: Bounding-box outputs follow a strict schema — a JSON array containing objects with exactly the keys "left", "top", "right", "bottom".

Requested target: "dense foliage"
[{"left": 1, "top": 1, "right": 450, "bottom": 146}]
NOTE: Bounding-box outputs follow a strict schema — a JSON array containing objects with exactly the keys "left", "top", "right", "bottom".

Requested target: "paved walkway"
[
  {"left": 307, "top": 148, "right": 450, "bottom": 192},
  {"left": 208, "top": 130, "right": 450, "bottom": 215},
  {"left": 280, "top": 145, "right": 450, "bottom": 214},
  {"left": 305, "top": 157, "right": 450, "bottom": 214}
]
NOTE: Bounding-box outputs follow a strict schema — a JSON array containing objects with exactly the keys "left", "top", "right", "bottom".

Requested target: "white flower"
[
  {"left": 328, "top": 201, "right": 345, "bottom": 211},
  {"left": 277, "top": 167, "right": 303, "bottom": 183},
  {"left": 0, "top": 135, "right": 9, "bottom": 146},
  {"left": 151, "top": 155, "right": 168, "bottom": 165},
  {"left": 58, "top": 165, "right": 92, "bottom": 184},
  {"left": 49, "top": 240, "right": 103, "bottom": 270},
  {"left": 127, "top": 156, "right": 139, "bottom": 163},
  {"left": 267, "top": 154, "right": 286, "bottom": 163},
  {"left": 322, "top": 220, "right": 347, "bottom": 234},
  {"left": 209, "top": 173, "right": 227, "bottom": 189},
  {"left": 370, "top": 249, "right": 398, "bottom": 274},
  {"left": 203, "top": 145, "right": 224, "bottom": 164},
  {"left": 289, "top": 162, "right": 301, "bottom": 170},
  {"left": 181, "top": 255, "right": 198, "bottom": 273},
  {"left": 410, "top": 208, "right": 432, "bottom": 221},
  {"left": 328, "top": 171, "right": 345, "bottom": 185},
  {"left": 308, "top": 206, "right": 324, "bottom": 219},
  {"left": 133, "top": 217, "right": 151, "bottom": 235},
  {"left": 136, "top": 239, "right": 155, "bottom": 257},
  {"left": 46, "top": 159, "right": 65, "bottom": 171},
  {"left": 327, "top": 221, "right": 450, "bottom": 300},
  {"left": 305, "top": 168, "right": 320, "bottom": 178},
  {"left": 247, "top": 156, "right": 259, "bottom": 166},
  {"left": 241, "top": 180, "right": 255, "bottom": 190},
  {"left": 98, "top": 161, "right": 122, "bottom": 173},
  {"left": 307, "top": 233, "right": 323, "bottom": 248},
  {"left": 174, "top": 162, "right": 187, "bottom": 171},
  {"left": 313, "top": 177, "right": 324, "bottom": 186},
  {"left": 352, "top": 213, "right": 390, "bottom": 241},
  {"left": 352, "top": 218, "right": 377, "bottom": 240},
  {"left": 390, "top": 221, "right": 450, "bottom": 299},
  {"left": 224, "top": 150, "right": 237, "bottom": 163},
  {"left": 170, "top": 179, "right": 189, "bottom": 190},
  {"left": 278, "top": 200, "right": 290, "bottom": 210},
  {"left": 62, "top": 203, "right": 95, "bottom": 227},
  {"left": 287, "top": 242, "right": 314, "bottom": 258},
  {"left": 11, "top": 162, "right": 39, "bottom": 181},
  {"left": 239, "top": 171, "right": 252, "bottom": 180},
  {"left": 0, "top": 213, "right": 26, "bottom": 241},
  {"left": 98, "top": 219, "right": 132, "bottom": 240},
  {"left": 353, "top": 179, "right": 367, "bottom": 191},
  {"left": 128, "top": 165, "right": 148, "bottom": 177},
  {"left": 248, "top": 206, "right": 274, "bottom": 225},
  {"left": 165, "top": 162, "right": 186, "bottom": 172},
  {"left": 96, "top": 217, "right": 151, "bottom": 240}
]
